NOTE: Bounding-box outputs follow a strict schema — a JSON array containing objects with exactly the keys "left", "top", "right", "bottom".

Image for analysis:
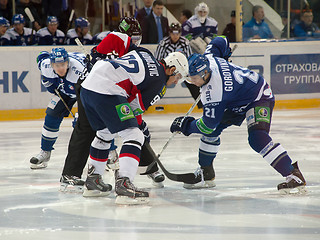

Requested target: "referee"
[{"left": 154, "top": 23, "right": 202, "bottom": 108}]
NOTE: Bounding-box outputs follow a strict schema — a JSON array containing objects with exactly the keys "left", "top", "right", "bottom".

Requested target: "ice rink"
[{"left": 0, "top": 108, "right": 319, "bottom": 240}]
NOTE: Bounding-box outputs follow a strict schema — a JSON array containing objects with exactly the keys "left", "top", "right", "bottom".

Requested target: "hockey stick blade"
[
  {"left": 24, "top": 8, "right": 35, "bottom": 22},
  {"left": 144, "top": 142, "right": 198, "bottom": 184}
]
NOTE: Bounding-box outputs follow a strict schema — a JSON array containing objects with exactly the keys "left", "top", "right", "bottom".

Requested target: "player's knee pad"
[
  {"left": 92, "top": 128, "right": 115, "bottom": 150},
  {"left": 118, "top": 127, "right": 144, "bottom": 149},
  {"left": 248, "top": 130, "right": 272, "bottom": 153},
  {"left": 198, "top": 136, "right": 220, "bottom": 166}
]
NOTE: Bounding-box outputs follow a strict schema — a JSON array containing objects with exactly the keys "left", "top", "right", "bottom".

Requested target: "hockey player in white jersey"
[
  {"left": 30, "top": 48, "right": 86, "bottom": 169},
  {"left": 80, "top": 50, "right": 189, "bottom": 204},
  {"left": 170, "top": 49, "right": 306, "bottom": 194}
]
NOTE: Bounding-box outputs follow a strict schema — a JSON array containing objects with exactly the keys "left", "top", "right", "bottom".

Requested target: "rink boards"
[{"left": 0, "top": 41, "right": 319, "bottom": 121}]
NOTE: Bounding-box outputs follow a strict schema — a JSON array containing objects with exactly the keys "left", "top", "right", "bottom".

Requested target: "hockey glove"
[
  {"left": 170, "top": 116, "right": 195, "bottom": 136},
  {"left": 139, "top": 120, "right": 151, "bottom": 143},
  {"left": 106, "top": 50, "right": 119, "bottom": 59}
]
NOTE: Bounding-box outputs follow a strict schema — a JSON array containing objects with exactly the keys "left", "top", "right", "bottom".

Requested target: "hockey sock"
[
  {"left": 88, "top": 136, "right": 112, "bottom": 175},
  {"left": 41, "top": 114, "right": 63, "bottom": 151},
  {"left": 118, "top": 141, "right": 142, "bottom": 182},
  {"left": 198, "top": 136, "right": 220, "bottom": 166}
]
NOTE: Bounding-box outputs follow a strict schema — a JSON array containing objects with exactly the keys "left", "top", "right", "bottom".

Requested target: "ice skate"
[
  {"left": 60, "top": 175, "right": 85, "bottom": 193},
  {"left": 277, "top": 162, "right": 307, "bottom": 194},
  {"left": 147, "top": 171, "right": 165, "bottom": 188},
  {"left": 105, "top": 150, "right": 119, "bottom": 170},
  {"left": 83, "top": 165, "right": 112, "bottom": 197},
  {"left": 30, "top": 150, "right": 51, "bottom": 169},
  {"left": 115, "top": 175, "right": 149, "bottom": 205},
  {"left": 183, "top": 165, "right": 216, "bottom": 189}
]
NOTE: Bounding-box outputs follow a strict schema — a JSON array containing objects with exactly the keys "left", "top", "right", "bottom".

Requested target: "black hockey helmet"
[
  {"left": 169, "top": 23, "right": 181, "bottom": 34},
  {"left": 118, "top": 17, "right": 142, "bottom": 37}
]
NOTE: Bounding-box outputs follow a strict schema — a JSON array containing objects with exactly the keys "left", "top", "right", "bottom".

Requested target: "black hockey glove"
[
  {"left": 106, "top": 50, "right": 119, "bottom": 59},
  {"left": 139, "top": 120, "right": 151, "bottom": 143},
  {"left": 170, "top": 116, "right": 195, "bottom": 136}
]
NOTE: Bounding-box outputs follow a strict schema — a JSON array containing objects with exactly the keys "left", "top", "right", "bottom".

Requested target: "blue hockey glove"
[
  {"left": 72, "top": 112, "right": 78, "bottom": 128},
  {"left": 139, "top": 120, "right": 151, "bottom": 143},
  {"left": 170, "top": 116, "right": 195, "bottom": 136}
]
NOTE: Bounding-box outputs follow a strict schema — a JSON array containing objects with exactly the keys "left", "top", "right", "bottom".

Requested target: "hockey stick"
[
  {"left": 54, "top": 89, "right": 75, "bottom": 118},
  {"left": 63, "top": 9, "right": 75, "bottom": 44},
  {"left": 24, "top": 7, "right": 35, "bottom": 44},
  {"left": 144, "top": 94, "right": 202, "bottom": 183}
]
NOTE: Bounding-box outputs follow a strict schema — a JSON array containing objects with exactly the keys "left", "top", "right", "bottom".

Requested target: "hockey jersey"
[
  {"left": 39, "top": 52, "right": 86, "bottom": 98},
  {"left": 182, "top": 15, "right": 218, "bottom": 39},
  {"left": 187, "top": 54, "right": 274, "bottom": 135},
  {"left": 92, "top": 31, "right": 110, "bottom": 44},
  {"left": 66, "top": 28, "right": 93, "bottom": 45},
  {"left": 4, "top": 27, "right": 36, "bottom": 45},
  {"left": 36, "top": 27, "right": 65, "bottom": 45},
  {"left": 82, "top": 47, "right": 167, "bottom": 115}
]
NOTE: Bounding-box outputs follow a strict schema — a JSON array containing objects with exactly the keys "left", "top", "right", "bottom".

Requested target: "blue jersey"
[
  {"left": 188, "top": 54, "right": 274, "bottom": 135},
  {"left": 36, "top": 27, "right": 65, "bottom": 45},
  {"left": 243, "top": 17, "right": 274, "bottom": 41},
  {"left": 66, "top": 28, "right": 93, "bottom": 45},
  {"left": 5, "top": 27, "right": 36, "bottom": 45},
  {"left": 38, "top": 52, "right": 86, "bottom": 98}
]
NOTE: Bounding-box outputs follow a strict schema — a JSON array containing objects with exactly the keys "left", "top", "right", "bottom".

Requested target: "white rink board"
[{"left": 0, "top": 41, "right": 319, "bottom": 110}]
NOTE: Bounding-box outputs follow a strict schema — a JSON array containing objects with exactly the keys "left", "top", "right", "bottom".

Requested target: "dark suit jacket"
[
  {"left": 136, "top": 8, "right": 148, "bottom": 25},
  {"left": 141, "top": 13, "right": 169, "bottom": 44}
]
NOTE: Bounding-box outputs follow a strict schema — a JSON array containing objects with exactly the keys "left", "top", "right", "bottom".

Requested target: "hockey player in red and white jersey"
[
  {"left": 81, "top": 48, "right": 188, "bottom": 204},
  {"left": 60, "top": 17, "right": 165, "bottom": 192}
]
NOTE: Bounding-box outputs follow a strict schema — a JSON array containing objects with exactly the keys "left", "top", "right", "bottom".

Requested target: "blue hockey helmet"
[
  {"left": 50, "top": 47, "right": 69, "bottom": 64},
  {"left": 0, "top": 17, "right": 10, "bottom": 27},
  {"left": 47, "top": 16, "right": 59, "bottom": 25},
  {"left": 206, "top": 36, "right": 232, "bottom": 60},
  {"left": 12, "top": 14, "right": 25, "bottom": 25},
  {"left": 75, "top": 17, "right": 90, "bottom": 28},
  {"left": 188, "top": 53, "right": 211, "bottom": 77}
]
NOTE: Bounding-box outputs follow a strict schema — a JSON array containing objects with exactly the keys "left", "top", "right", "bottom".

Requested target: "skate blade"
[
  {"left": 183, "top": 180, "right": 216, "bottom": 189},
  {"left": 30, "top": 162, "right": 48, "bottom": 169},
  {"left": 59, "top": 184, "right": 84, "bottom": 193},
  {"left": 83, "top": 189, "right": 111, "bottom": 197},
  {"left": 115, "top": 195, "right": 150, "bottom": 205},
  {"left": 279, "top": 185, "right": 307, "bottom": 195}
]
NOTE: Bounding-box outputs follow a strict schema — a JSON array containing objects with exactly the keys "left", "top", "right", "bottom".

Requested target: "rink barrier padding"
[{"left": 1, "top": 99, "right": 319, "bottom": 121}]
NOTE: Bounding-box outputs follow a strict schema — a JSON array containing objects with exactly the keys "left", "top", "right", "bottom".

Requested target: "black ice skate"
[
  {"left": 147, "top": 170, "right": 165, "bottom": 188},
  {"left": 183, "top": 165, "right": 216, "bottom": 189},
  {"left": 60, "top": 175, "right": 85, "bottom": 193},
  {"left": 115, "top": 176, "right": 149, "bottom": 205},
  {"left": 83, "top": 165, "right": 112, "bottom": 197},
  {"left": 30, "top": 150, "right": 51, "bottom": 169},
  {"left": 277, "top": 162, "right": 307, "bottom": 194}
]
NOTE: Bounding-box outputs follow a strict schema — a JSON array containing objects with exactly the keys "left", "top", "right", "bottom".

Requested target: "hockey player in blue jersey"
[
  {"left": 80, "top": 50, "right": 189, "bottom": 204},
  {"left": 182, "top": 2, "right": 218, "bottom": 40},
  {"left": 30, "top": 48, "right": 86, "bottom": 169},
  {"left": 4, "top": 14, "right": 36, "bottom": 46},
  {"left": 0, "top": 17, "right": 10, "bottom": 46},
  {"left": 170, "top": 43, "right": 306, "bottom": 194},
  {"left": 66, "top": 17, "right": 93, "bottom": 45},
  {"left": 36, "top": 16, "right": 65, "bottom": 45}
]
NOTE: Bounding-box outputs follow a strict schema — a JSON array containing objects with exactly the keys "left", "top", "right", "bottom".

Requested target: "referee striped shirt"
[{"left": 154, "top": 35, "right": 192, "bottom": 61}]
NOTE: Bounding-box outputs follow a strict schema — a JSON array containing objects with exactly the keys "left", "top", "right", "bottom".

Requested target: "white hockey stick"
[{"left": 24, "top": 7, "right": 35, "bottom": 43}]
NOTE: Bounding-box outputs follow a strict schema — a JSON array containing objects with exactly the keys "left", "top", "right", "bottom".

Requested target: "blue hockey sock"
[
  {"left": 41, "top": 114, "right": 63, "bottom": 151},
  {"left": 198, "top": 136, "right": 220, "bottom": 167}
]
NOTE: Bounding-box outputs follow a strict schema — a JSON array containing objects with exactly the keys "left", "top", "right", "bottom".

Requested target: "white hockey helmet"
[
  {"left": 195, "top": 2, "right": 209, "bottom": 24},
  {"left": 163, "top": 52, "right": 189, "bottom": 81}
]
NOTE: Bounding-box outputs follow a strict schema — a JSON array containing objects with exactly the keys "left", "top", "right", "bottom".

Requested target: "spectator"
[
  {"left": 36, "top": 16, "right": 65, "bottom": 45},
  {"left": 222, "top": 10, "right": 236, "bottom": 42},
  {"left": 66, "top": 17, "right": 93, "bottom": 45},
  {"left": 0, "top": 16, "right": 9, "bottom": 45},
  {"left": 280, "top": 11, "right": 296, "bottom": 38},
  {"left": 141, "top": 0, "right": 169, "bottom": 44},
  {"left": 243, "top": 5, "right": 274, "bottom": 41},
  {"left": 5, "top": 14, "right": 36, "bottom": 45},
  {"left": 182, "top": 2, "right": 218, "bottom": 40},
  {"left": 180, "top": 9, "right": 192, "bottom": 29},
  {"left": 0, "top": 0, "right": 13, "bottom": 22},
  {"left": 136, "top": 0, "right": 153, "bottom": 25},
  {"left": 15, "top": 0, "right": 42, "bottom": 30},
  {"left": 294, "top": 9, "right": 320, "bottom": 38},
  {"left": 92, "top": 31, "right": 110, "bottom": 45}
]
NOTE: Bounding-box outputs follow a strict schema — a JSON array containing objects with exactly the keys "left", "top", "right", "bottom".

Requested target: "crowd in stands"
[{"left": 1, "top": 0, "right": 320, "bottom": 46}]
